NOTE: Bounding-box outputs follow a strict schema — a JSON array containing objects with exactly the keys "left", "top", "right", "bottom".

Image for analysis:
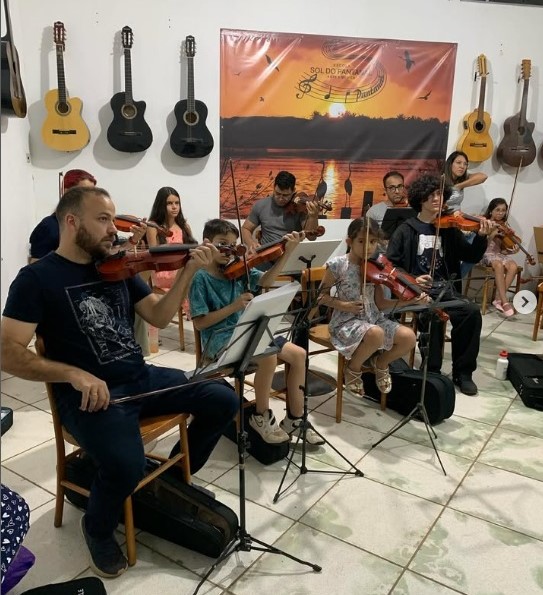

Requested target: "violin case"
[
  {"left": 363, "top": 358, "right": 456, "bottom": 425},
  {"left": 64, "top": 453, "right": 238, "bottom": 558},
  {"left": 507, "top": 353, "right": 543, "bottom": 411}
]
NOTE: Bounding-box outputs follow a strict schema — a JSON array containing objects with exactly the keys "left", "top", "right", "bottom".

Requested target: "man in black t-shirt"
[
  {"left": 1, "top": 187, "right": 238, "bottom": 579},
  {"left": 387, "top": 175, "right": 492, "bottom": 396}
]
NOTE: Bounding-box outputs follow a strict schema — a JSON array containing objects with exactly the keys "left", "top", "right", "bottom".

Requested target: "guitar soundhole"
[
  {"left": 121, "top": 104, "right": 137, "bottom": 119},
  {"left": 183, "top": 111, "right": 199, "bottom": 126},
  {"left": 56, "top": 102, "right": 71, "bottom": 116},
  {"left": 474, "top": 121, "right": 484, "bottom": 133}
]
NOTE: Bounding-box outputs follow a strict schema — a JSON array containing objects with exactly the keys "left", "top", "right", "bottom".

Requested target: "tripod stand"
[
  {"left": 194, "top": 313, "right": 321, "bottom": 594},
  {"left": 274, "top": 257, "right": 364, "bottom": 503},
  {"left": 371, "top": 302, "right": 447, "bottom": 476}
]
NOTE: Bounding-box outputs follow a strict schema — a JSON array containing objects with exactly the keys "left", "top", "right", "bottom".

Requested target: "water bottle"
[{"left": 495, "top": 350, "right": 509, "bottom": 380}]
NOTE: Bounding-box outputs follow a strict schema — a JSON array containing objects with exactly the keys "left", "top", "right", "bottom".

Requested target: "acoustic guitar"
[
  {"left": 41, "top": 22, "right": 90, "bottom": 152},
  {"left": 497, "top": 59, "right": 536, "bottom": 168},
  {"left": 1, "top": 0, "right": 27, "bottom": 117},
  {"left": 456, "top": 54, "right": 493, "bottom": 162},
  {"left": 107, "top": 26, "right": 152, "bottom": 153},
  {"left": 170, "top": 35, "right": 214, "bottom": 158}
]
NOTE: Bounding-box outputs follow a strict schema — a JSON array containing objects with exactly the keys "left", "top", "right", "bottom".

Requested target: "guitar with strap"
[
  {"left": 497, "top": 59, "right": 536, "bottom": 168},
  {"left": 456, "top": 54, "right": 493, "bottom": 162},
  {"left": 107, "top": 26, "right": 153, "bottom": 153},
  {"left": 1, "top": 0, "right": 27, "bottom": 117},
  {"left": 41, "top": 22, "right": 90, "bottom": 152},
  {"left": 170, "top": 35, "right": 214, "bottom": 158}
]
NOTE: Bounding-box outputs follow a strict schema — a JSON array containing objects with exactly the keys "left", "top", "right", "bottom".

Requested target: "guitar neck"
[
  {"left": 518, "top": 78, "right": 530, "bottom": 130},
  {"left": 56, "top": 45, "right": 67, "bottom": 105},
  {"left": 124, "top": 47, "right": 133, "bottom": 104},
  {"left": 476, "top": 76, "right": 487, "bottom": 121},
  {"left": 187, "top": 56, "right": 195, "bottom": 113}
]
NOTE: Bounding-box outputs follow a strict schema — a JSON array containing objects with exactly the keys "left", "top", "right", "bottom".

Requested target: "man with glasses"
[
  {"left": 241, "top": 171, "right": 319, "bottom": 259},
  {"left": 366, "top": 171, "right": 408, "bottom": 229}
]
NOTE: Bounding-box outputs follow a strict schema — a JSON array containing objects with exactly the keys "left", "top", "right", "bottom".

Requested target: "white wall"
[{"left": 2, "top": 0, "right": 543, "bottom": 308}]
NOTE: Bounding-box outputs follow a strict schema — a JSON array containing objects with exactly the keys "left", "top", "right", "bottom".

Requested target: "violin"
[
  {"left": 114, "top": 214, "right": 173, "bottom": 238},
  {"left": 436, "top": 211, "right": 484, "bottom": 233},
  {"left": 365, "top": 253, "right": 449, "bottom": 322},
  {"left": 496, "top": 222, "right": 536, "bottom": 265},
  {"left": 284, "top": 192, "right": 332, "bottom": 216},
  {"left": 223, "top": 227, "right": 325, "bottom": 281}
]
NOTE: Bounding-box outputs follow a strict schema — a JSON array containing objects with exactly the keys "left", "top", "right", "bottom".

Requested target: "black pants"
[{"left": 417, "top": 299, "right": 482, "bottom": 376}]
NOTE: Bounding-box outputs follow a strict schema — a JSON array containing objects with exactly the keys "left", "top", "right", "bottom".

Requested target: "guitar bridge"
[{"left": 52, "top": 129, "right": 77, "bottom": 135}]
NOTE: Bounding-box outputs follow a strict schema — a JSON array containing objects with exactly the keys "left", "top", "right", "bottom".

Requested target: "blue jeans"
[{"left": 55, "top": 365, "right": 238, "bottom": 538}]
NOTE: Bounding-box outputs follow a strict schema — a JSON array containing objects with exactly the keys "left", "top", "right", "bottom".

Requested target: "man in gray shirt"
[
  {"left": 366, "top": 171, "right": 408, "bottom": 229},
  {"left": 241, "top": 171, "right": 319, "bottom": 253}
]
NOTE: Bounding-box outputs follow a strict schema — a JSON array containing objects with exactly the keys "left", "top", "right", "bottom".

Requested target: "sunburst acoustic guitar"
[
  {"left": 170, "top": 35, "right": 214, "bottom": 158},
  {"left": 456, "top": 54, "right": 493, "bottom": 162},
  {"left": 107, "top": 26, "right": 152, "bottom": 153},
  {"left": 497, "top": 59, "right": 536, "bottom": 168},
  {"left": 1, "top": 0, "right": 27, "bottom": 118},
  {"left": 41, "top": 21, "right": 90, "bottom": 152}
]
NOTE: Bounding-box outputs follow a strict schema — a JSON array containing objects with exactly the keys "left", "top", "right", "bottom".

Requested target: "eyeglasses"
[
  {"left": 215, "top": 242, "right": 237, "bottom": 250},
  {"left": 385, "top": 184, "right": 405, "bottom": 192}
]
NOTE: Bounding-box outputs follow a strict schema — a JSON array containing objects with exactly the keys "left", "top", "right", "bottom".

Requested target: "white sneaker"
[
  {"left": 249, "top": 410, "right": 290, "bottom": 444},
  {"left": 280, "top": 416, "right": 325, "bottom": 446}
]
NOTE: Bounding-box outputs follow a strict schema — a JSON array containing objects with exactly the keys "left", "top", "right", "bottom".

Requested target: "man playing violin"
[
  {"left": 386, "top": 175, "right": 493, "bottom": 396},
  {"left": 241, "top": 170, "right": 320, "bottom": 261},
  {"left": 1, "top": 186, "right": 238, "bottom": 579}
]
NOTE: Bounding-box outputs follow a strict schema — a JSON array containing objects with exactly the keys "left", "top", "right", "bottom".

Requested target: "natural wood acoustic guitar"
[
  {"left": 497, "top": 59, "right": 536, "bottom": 168},
  {"left": 0, "top": 0, "right": 27, "bottom": 118},
  {"left": 107, "top": 26, "right": 153, "bottom": 153},
  {"left": 456, "top": 54, "right": 493, "bottom": 162},
  {"left": 41, "top": 22, "right": 90, "bottom": 152}
]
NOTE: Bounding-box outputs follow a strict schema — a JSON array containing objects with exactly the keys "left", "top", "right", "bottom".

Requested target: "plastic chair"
[{"left": 35, "top": 337, "right": 191, "bottom": 567}]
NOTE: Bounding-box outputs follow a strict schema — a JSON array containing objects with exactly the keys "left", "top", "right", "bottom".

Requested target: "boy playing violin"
[
  {"left": 189, "top": 219, "right": 324, "bottom": 446},
  {"left": 320, "top": 217, "right": 426, "bottom": 396},
  {"left": 386, "top": 175, "right": 493, "bottom": 395}
]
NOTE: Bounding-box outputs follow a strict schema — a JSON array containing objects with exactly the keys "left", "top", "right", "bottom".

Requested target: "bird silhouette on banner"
[
  {"left": 399, "top": 50, "right": 415, "bottom": 72},
  {"left": 265, "top": 54, "right": 280, "bottom": 72},
  {"left": 417, "top": 90, "right": 432, "bottom": 100}
]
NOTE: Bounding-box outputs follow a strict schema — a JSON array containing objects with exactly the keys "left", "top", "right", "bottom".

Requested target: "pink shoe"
[
  {"left": 492, "top": 299, "right": 504, "bottom": 313},
  {"left": 502, "top": 302, "right": 515, "bottom": 317}
]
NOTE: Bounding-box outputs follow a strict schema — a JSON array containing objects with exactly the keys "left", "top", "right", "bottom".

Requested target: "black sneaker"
[
  {"left": 453, "top": 374, "right": 478, "bottom": 396},
  {"left": 80, "top": 515, "right": 128, "bottom": 578}
]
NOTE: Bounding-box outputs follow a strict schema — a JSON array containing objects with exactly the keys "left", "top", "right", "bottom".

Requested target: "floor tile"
[
  {"left": 452, "top": 388, "right": 513, "bottom": 425},
  {"left": 3, "top": 439, "right": 59, "bottom": 495},
  {"left": 228, "top": 522, "right": 403, "bottom": 595},
  {"left": 391, "top": 570, "right": 467, "bottom": 594},
  {"left": 450, "top": 462, "right": 543, "bottom": 540},
  {"left": 1, "top": 393, "right": 27, "bottom": 411},
  {"left": 478, "top": 428, "right": 543, "bottom": 481},
  {"left": 500, "top": 398, "right": 543, "bottom": 439},
  {"left": 301, "top": 478, "right": 443, "bottom": 565},
  {"left": 1, "top": 376, "right": 48, "bottom": 404},
  {"left": 1, "top": 406, "right": 56, "bottom": 461},
  {"left": 409, "top": 508, "right": 543, "bottom": 595},
  {"left": 1, "top": 466, "right": 55, "bottom": 511}
]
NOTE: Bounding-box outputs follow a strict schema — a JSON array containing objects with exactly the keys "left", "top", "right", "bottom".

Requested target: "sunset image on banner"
[{"left": 220, "top": 29, "right": 457, "bottom": 219}]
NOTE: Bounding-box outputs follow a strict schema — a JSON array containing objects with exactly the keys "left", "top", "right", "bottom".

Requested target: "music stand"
[
  {"left": 192, "top": 282, "right": 322, "bottom": 594},
  {"left": 381, "top": 207, "right": 416, "bottom": 238}
]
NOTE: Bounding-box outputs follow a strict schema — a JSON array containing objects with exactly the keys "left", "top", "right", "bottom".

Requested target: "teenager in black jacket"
[{"left": 386, "top": 175, "right": 493, "bottom": 395}]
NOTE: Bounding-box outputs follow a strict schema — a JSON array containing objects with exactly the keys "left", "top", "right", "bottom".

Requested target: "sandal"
[
  {"left": 370, "top": 355, "right": 392, "bottom": 393},
  {"left": 344, "top": 366, "right": 365, "bottom": 396},
  {"left": 492, "top": 299, "right": 504, "bottom": 313},
  {"left": 502, "top": 302, "right": 515, "bottom": 317}
]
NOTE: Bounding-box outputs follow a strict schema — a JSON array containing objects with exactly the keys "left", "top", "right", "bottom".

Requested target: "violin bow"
[
  {"left": 229, "top": 159, "right": 251, "bottom": 290},
  {"left": 428, "top": 174, "right": 446, "bottom": 282},
  {"left": 361, "top": 215, "right": 370, "bottom": 301},
  {"left": 58, "top": 171, "right": 64, "bottom": 199}
]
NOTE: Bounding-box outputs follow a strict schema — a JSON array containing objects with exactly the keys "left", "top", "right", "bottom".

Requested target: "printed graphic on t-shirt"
[
  {"left": 66, "top": 282, "right": 139, "bottom": 363},
  {"left": 416, "top": 233, "right": 444, "bottom": 275}
]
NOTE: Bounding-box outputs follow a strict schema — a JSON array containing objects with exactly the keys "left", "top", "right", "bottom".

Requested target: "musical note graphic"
[
  {"left": 296, "top": 73, "right": 318, "bottom": 99},
  {"left": 324, "top": 85, "right": 331, "bottom": 100}
]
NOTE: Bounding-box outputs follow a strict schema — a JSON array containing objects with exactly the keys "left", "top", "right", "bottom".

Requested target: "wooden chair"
[
  {"left": 300, "top": 266, "right": 387, "bottom": 423},
  {"left": 148, "top": 276, "right": 185, "bottom": 351},
  {"left": 35, "top": 337, "right": 191, "bottom": 567},
  {"left": 464, "top": 263, "right": 522, "bottom": 314},
  {"left": 532, "top": 282, "right": 543, "bottom": 341}
]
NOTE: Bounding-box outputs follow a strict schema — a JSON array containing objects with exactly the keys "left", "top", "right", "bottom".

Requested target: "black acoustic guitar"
[
  {"left": 107, "top": 26, "right": 152, "bottom": 153},
  {"left": 497, "top": 59, "right": 536, "bottom": 168},
  {"left": 170, "top": 36, "right": 213, "bottom": 158},
  {"left": 1, "top": 0, "right": 27, "bottom": 117}
]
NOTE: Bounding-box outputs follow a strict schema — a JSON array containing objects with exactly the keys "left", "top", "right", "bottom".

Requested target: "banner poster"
[{"left": 220, "top": 29, "right": 457, "bottom": 219}]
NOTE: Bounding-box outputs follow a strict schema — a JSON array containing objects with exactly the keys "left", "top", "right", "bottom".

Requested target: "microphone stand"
[
  {"left": 370, "top": 279, "right": 459, "bottom": 477},
  {"left": 273, "top": 255, "right": 364, "bottom": 503}
]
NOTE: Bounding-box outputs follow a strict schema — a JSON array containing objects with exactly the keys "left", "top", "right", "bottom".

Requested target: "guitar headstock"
[
  {"left": 122, "top": 26, "right": 133, "bottom": 50},
  {"left": 184, "top": 35, "right": 196, "bottom": 58},
  {"left": 53, "top": 21, "right": 66, "bottom": 51},
  {"left": 477, "top": 54, "right": 488, "bottom": 79},
  {"left": 521, "top": 59, "right": 531, "bottom": 80}
]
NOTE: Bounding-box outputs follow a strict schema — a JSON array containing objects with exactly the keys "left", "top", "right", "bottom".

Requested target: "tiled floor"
[{"left": 2, "top": 309, "right": 543, "bottom": 595}]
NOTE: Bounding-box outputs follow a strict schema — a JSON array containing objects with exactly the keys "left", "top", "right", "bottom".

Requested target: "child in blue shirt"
[{"left": 190, "top": 219, "right": 324, "bottom": 446}]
